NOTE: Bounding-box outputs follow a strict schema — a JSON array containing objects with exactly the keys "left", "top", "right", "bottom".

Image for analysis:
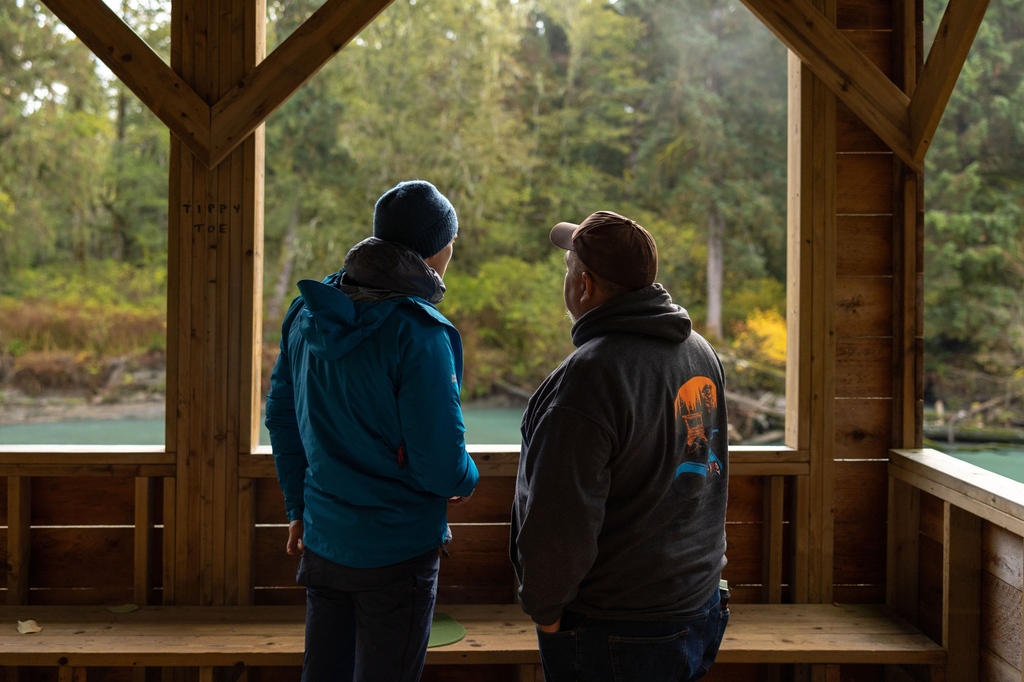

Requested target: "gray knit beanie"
[{"left": 372, "top": 180, "right": 458, "bottom": 259}]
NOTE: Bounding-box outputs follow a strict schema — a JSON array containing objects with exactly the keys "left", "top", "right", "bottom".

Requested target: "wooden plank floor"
[{"left": 0, "top": 603, "right": 944, "bottom": 667}]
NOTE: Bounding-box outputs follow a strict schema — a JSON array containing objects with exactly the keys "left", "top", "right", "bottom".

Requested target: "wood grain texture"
[
  {"left": 31, "top": 528, "right": 134, "bottom": 589},
  {"left": 836, "top": 0, "right": 891, "bottom": 30},
  {"left": 835, "top": 276, "right": 893, "bottom": 338},
  {"left": 31, "top": 476, "right": 135, "bottom": 525},
  {"left": 836, "top": 155, "right": 895, "bottom": 215},
  {"left": 0, "top": 603, "right": 944, "bottom": 667},
  {"left": 835, "top": 339, "right": 892, "bottom": 398},
  {"left": 834, "top": 398, "right": 892, "bottom": 459},
  {"left": 980, "top": 571, "right": 1022, "bottom": 671},
  {"left": 982, "top": 523, "right": 1023, "bottom": 590},
  {"left": 887, "top": 477, "right": 919, "bottom": 623},
  {"left": 943, "top": 502, "right": 982, "bottom": 682},
  {"left": 837, "top": 217, "right": 893, "bottom": 276},
  {"left": 834, "top": 461, "right": 887, "bottom": 523}
]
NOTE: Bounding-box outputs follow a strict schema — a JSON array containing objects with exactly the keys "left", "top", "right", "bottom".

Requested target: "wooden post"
[
  {"left": 942, "top": 503, "right": 981, "bottom": 682},
  {"left": 886, "top": 476, "right": 920, "bottom": 622},
  {"left": 787, "top": 0, "right": 838, "bottom": 600},
  {"left": 7, "top": 477, "right": 31, "bottom": 605},
  {"left": 166, "top": 0, "right": 265, "bottom": 607},
  {"left": 135, "top": 477, "right": 158, "bottom": 606},
  {"left": 763, "top": 476, "right": 785, "bottom": 603},
  {"left": 892, "top": 0, "right": 924, "bottom": 452}
]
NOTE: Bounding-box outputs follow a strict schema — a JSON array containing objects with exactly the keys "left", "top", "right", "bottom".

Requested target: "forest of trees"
[{"left": 0, "top": 0, "right": 1020, "bottom": 432}]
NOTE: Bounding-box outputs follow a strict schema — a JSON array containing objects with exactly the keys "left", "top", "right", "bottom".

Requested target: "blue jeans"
[
  {"left": 536, "top": 588, "right": 730, "bottom": 682},
  {"left": 297, "top": 546, "right": 439, "bottom": 682}
]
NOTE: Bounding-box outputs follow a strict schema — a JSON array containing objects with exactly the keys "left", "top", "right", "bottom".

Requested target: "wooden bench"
[{"left": 0, "top": 603, "right": 945, "bottom": 677}]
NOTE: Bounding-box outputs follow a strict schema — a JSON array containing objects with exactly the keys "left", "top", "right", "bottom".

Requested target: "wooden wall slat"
[
  {"left": 254, "top": 476, "right": 286, "bottom": 525},
  {"left": 834, "top": 339, "right": 892, "bottom": 397},
  {"left": 983, "top": 523, "right": 1023, "bottom": 590},
  {"left": 252, "top": 526, "right": 300, "bottom": 588},
  {"left": 31, "top": 528, "right": 134, "bottom": 588},
  {"left": 834, "top": 462, "right": 887, "bottom": 523},
  {"left": 836, "top": 103, "right": 888, "bottom": 153},
  {"left": 836, "top": 217, "right": 893, "bottom": 276},
  {"left": 835, "top": 277, "right": 893, "bottom": 338},
  {"left": 843, "top": 30, "right": 893, "bottom": 75},
  {"left": 728, "top": 476, "right": 767, "bottom": 523},
  {"left": 723, "top": 522, "right": 764, "bottom": 585},
  {"left": 440, "top": 525, "right": 516, "bottom": 603},
  {"left": 981, "top": 571, "right": 1023, "bottom": 671},
  {"left": 833, "top": 522, "right": 886, "bottom": 585},
  {"left": 980, "top": 649, "right": 1021, "bottom": 682},
  {"left": 920, "top": 491, "right": 944, "bottom": 543},
  {"left": 834, "top": 398, "right": 892, "bottom": 459},
  {"left": 918, "top": 533, "right": 944, "bottom": 643},
  {"left": 836, "top": 0, "right": 891, "bottom": 30},
  {"left": 445, "top": 477, "right": 516, "bottom": 525},
  {"left": 836, "top": 155, "right": 895, "bottom": 215},
  {"left": 31, "top": 477, "right": 135, "bottom": 525}
]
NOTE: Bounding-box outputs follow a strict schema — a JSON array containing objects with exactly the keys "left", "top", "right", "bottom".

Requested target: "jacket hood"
[
  {"left": 340, "top": 237, "right": 445, "bottom": 304},
  {"left": 293, "top": 238, "right": 446, "bottom": 361},
  {"left": 570, "top": 283, "right": 692, "bottom": 348}
]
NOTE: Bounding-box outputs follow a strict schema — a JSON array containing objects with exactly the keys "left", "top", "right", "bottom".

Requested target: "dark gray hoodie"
[{"left": 511, "top": 283, "right": 729, "bottom": 624}]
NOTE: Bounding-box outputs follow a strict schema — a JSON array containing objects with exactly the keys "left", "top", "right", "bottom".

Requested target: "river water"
[
  {"left": 2, "top": 413, "right": 1022, "bottom": 484},
  {"left": 0, "top": 407, "right": 527, "bottom": 447}
]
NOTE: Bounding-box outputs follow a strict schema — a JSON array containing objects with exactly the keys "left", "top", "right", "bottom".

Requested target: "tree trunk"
[
  {"left": 268, "top": 200, "right": 301, "bottom": 327},
  {"left": 706, "top": 206, "right": 724, "bottom": 339}
]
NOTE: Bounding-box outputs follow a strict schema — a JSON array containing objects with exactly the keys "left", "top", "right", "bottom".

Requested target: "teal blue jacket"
[{"left": 266, "top": 244, "right": 479, "bottom": 568}]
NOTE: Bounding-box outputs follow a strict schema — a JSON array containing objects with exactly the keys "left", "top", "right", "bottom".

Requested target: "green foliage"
[
  {"left": 923, "top": 0, "right": 1024, "bottom": 373},
  {"left": 0, "top": 261, "right": 167, "bottom": 355},
  {"left": 443, "top": 255, "right": 573, "bottom": 396}
]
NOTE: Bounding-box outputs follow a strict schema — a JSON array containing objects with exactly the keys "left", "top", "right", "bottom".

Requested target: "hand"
[
  {"left": 286, "top": 519, "right": 305, "bottom": 555},
  {"left": 448, "top": 492, "right": 473, "bottom": 505},
  {"left": 536, "top": 618, "right": 561, "bottom": 634}
]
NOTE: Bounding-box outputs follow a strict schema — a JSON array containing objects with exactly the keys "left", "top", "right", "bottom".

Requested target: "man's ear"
[{"left": 579, "top": 270, "right": 595, "bottom": 304}]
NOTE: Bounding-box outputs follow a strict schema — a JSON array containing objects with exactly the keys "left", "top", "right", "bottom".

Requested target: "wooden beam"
[
  {"left": 209, "top": 0, "right": 393, "bottom": 166},
  {"left": 41, "top": 0, "right": 211, "bottom": 165},
  {"left": 909, "top": 0, "right": 991, "bottom": 164},
  {"left": 739, "top": 0, "right": 919, "bottom": 171}
]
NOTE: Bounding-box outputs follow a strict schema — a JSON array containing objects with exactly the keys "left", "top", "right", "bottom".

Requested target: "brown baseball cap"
[{"left": 550, "top": 211, "right": 658, "bottom": 289}]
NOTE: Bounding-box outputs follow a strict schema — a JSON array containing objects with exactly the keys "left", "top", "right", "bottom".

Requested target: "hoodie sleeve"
[
  {"left": 397, "top": 321, "right": 479, "bottom": 498},
  {"left": 265, "top": 301, "right": 308, "bottom": 523},
  {"left": 514, "top": 405, "right": 612, "bottom": 625}
]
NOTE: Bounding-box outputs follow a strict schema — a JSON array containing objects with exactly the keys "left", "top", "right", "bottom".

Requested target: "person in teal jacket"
[{"left": 266, "top": 180, "right": 479, "bottom": 682}]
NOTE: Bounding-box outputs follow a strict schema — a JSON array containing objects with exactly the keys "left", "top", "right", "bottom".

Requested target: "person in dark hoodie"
[
  {"left": 266, "top": 180, "right": 480, "bottom": 682},
  {"left": 511, "top": 210, "right": 729, "bottom": 682}
]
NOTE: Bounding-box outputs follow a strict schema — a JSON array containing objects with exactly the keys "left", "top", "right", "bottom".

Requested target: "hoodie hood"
[
  {"left": 293, "top": 238, "right": 447, "bottom": 361},
  {"left": 340, "top": 237, "right": 445, "bottom": 304},
  {"left": 570, "top": 283, "right": 692, "bottom": 348}
]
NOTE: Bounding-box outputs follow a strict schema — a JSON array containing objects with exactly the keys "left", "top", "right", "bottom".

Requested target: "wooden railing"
[
  {"left": 889, "top": 448, "right": 1024, "bottom": 681},
  {"left": 0, "top": 444, "right": 808, "bottom": 609}
]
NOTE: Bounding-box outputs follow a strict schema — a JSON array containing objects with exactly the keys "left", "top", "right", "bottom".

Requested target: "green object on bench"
[{"left": 428, "top": 612, "right": 466, "bottom": 648}]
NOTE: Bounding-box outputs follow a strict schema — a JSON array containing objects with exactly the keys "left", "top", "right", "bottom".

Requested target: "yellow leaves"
[{"left": 731, "top": 308, "right": 786, "bottom": 368}]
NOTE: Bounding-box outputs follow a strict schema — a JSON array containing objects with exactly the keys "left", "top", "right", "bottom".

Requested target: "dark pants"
[
  {"left": 297, "top": 546, "right": 440, "bottom": 682},
  {"left": 536, "top": 588, "right": 730, "bottom": 682}
]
